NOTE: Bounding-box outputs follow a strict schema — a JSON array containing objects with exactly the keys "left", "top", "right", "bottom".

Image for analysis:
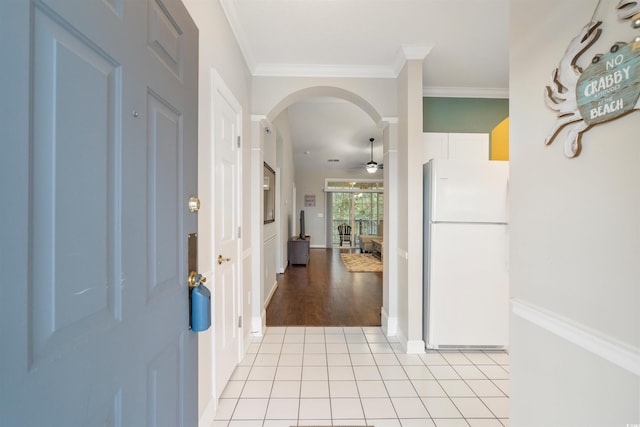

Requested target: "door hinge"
[
  {"left": 238, "top": 315, "right": 242, "bottom": 328},
  {"left": 237, "top": 135, "right": 241, "bottom": 148},
  {"left": 237, "top": 226, "right": 241, "bottom": 238}
]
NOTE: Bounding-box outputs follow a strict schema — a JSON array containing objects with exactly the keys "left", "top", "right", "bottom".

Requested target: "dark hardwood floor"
[{"left": 266, "top": 248, "right": 383, "bottom": 327}]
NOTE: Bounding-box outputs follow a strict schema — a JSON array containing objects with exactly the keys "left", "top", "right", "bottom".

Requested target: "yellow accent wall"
[{"left": 491, "top": 117, "right": 509, "bottom": 160}]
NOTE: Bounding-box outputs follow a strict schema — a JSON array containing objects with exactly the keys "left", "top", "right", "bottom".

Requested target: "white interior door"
[
  {"left": 212, "top": 71, "right": 242, "bottom": 397},
  {"left": 0, "top": 1, "right": 199, "bottom": 425}
]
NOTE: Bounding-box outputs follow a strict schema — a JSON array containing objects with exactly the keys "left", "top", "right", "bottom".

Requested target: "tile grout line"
[
  {"left": 442, "top": 349, "right": 507, "bottom": 423},
  {"left": 222, "top": 326, "right": 509, "bottom": 426}
]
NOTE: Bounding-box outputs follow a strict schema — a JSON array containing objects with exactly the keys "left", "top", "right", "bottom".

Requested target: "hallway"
[
  {"left": 213, "top": 326, "right": 510, "bottom": 426},
  {"left": 266, "top": 248, "right": 383, "bottom": 326}
]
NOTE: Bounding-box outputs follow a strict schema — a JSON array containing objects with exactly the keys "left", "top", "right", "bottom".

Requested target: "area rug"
[{"left": 340, "top": 253, "right": 383, "bottom": 272}]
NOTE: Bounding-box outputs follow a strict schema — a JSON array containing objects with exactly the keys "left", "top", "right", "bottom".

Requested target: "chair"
[{"left": 337, "top": 223, "right": 352, "bottom": 246}]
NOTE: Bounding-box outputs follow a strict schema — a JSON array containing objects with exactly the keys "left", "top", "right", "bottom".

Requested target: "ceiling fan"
[{"left": 365, "top": 137, "right": 382, "bottom": 173}]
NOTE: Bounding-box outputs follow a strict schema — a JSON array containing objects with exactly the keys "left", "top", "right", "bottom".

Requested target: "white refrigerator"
[{"left": 423, "top": 159, "right": 509, "bottom": 349}]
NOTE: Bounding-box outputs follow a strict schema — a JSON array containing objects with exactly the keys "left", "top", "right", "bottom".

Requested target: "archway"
[{"left": 252, "top": 85, "right": 396, "bottom": 332}]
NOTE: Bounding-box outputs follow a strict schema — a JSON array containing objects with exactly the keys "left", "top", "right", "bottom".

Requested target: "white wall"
[
  {"left": 180, "top": 1, "right": 253, "bottom": 424},
  {"left": 274, "top": 110, "right": 295, "bottom": 272},
  {"left": 253, "top": 76, "right": 397, "bottom": 119},
  {"left": 510, "top": 1, "right": 640, "bottom": 424}
]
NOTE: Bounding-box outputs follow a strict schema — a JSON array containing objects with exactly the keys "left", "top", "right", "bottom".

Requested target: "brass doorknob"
[
  {"left": 188, "top": 271, "right": 207, "bottom": 289},
  {"left": 217, "top": 255, "right": 231, "bottom": 265}
]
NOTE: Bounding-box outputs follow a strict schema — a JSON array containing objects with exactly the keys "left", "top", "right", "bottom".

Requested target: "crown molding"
[
  {"left": 218, "top": 0, "right": 257, "bottom": 73},
  {"left": 423, "top": 86, "right": 509, "bottom": 99},
  {"left": 252, "top": 63, "right": 397, "bottom": 78},
  {"left": 393, "top": 45, "right": 433, "bottom": 76}
]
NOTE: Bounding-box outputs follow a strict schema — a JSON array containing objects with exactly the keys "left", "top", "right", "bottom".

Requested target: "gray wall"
[{"left": 510, "top": 1, "right": 639, "bottom": 425}]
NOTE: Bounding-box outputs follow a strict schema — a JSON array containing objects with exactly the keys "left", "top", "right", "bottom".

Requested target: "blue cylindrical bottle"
[{"left": 191, "top": 283, "right": 211, "bottom": 332}]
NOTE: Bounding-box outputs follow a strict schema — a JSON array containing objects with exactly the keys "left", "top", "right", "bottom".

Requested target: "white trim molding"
[
  {"left": 423, "top": 86, "right": 509, "bottom": 99},
  {"left": 198, "top": 398, "right": 217, "bottom": 427},
  {"left": 406, "top": 340, "right": 427, "bottom": 354},
  {"left": 217, "top": 0, "right": 256, "bottom": 72},
  {"left": 395, "top": 328, "right": 426, "bottom": 354},
  {"left": 264, "top": 280, "right": 278, "bottom": 309},
  {"left": 253, "top": 63, "right": 397, "bottom": 78},
  {"left": 381, "top": 308, "right": 397, "bottom": 337},
  {"left": 512, "top": 298, "right": 640, "bottom": 377},
  {"left": 393, "top": 45, "right": 433, "bottom": 76},
  {"left": 251, "top": 315, "right": 264, "bottom": 336}
]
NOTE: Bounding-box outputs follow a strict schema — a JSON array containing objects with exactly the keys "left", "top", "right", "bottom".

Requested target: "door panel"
[
  {"left": 147, "top": 338, "right": 183, "bottom": 427},
  {"left": 147, "top": 92, "right": 182, "bottom": 299},
  {"left": 213, "top": 74, "right": 242, "bottom": 397},
  {"left": 147, "top": 0, "right": 183, "bottom": 79},
  {"left": 0, "top": 1, "right": 198, "bottom": 425},
  {"left": 31, "top": 5, "right": 121, "bottom": 364}
]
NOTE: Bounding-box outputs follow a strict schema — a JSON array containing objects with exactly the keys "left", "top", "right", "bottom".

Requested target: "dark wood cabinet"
[{"left": 288, "top": 237, "right": 310, "bottom": 266}]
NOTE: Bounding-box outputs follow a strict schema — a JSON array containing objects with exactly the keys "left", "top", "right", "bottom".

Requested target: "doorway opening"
[
  {"left": 262, "top": 93, "right": 388, "bottom": 327},
  {"left": 326, "top": 179, "right": 383, "bottom": 250}
]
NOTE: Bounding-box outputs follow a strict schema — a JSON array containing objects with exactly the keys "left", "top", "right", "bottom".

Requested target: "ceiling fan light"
[{"left": 365, "top": 137, "right": 378, "bottom": 173}]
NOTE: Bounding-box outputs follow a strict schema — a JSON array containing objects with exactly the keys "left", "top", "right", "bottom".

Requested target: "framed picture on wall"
[{"left": 263, "top": 162, "right": 275, "bottom": 223}]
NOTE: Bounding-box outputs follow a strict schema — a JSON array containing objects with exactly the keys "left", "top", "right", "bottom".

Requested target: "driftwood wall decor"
[{"left": 545, "top": 0, "right": 640, "bottom": 157}]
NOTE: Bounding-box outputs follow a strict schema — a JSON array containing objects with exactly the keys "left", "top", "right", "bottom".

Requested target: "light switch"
[{"left": 317, "top": 213, "right": 324, "bottom": 218}]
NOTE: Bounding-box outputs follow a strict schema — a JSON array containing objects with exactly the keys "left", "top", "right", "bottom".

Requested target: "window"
[{"left": 326, "top": 180, "right": 383, "bottom": 245}]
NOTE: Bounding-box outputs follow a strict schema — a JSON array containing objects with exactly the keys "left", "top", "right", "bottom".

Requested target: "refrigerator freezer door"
[
  {"left": 430, "top": 160, "right": 508, "bottom": 224},
  {"left": 426, "top": 222, "right": 509, "bottom": 348}
]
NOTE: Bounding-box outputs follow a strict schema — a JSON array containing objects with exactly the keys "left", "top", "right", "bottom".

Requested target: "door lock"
[
  {"left": 188, "top": 271, "right": 207, "bottom": 289},
  {"left": 188, "top": 196, "right": 200, "bottom": 212},
  {"left": 217, "top": 255, "right": 231, "bottom": 265}
]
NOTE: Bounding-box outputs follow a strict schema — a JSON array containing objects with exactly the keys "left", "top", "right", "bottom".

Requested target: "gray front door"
[{"left": 0, "top": 0, "right": 199, "bottom": 425}]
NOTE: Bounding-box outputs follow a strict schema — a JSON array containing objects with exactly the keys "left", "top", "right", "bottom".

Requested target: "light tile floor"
[{"left": 213, "top": 327, "right": 509, "bottom": 427}]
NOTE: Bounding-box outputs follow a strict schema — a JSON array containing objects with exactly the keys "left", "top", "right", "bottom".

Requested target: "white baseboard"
[
  {"left": 512, "top": 298, "right": 640, "bottom": 377},
  {"left": 381, "top": 308, "right": 398, "bottom": 336},
  {"left": 198, "top": 398, "right": 216, "bottom": 427},
  {"left": 406, "top": 339, "right": 426, "bottom": 354},
  {"left": 264, "top": 281, "right": 278, "bottom": 308},
  {"left": 394, "top": 328, "right": 426, "bottom": 354},
  {"left": 251, "top": 315, "right": 264, "bottom": 335}
]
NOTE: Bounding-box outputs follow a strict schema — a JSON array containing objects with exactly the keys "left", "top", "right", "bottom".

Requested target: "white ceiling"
[
  {"left": 287, "top": 98, "right": 384, "bottom": 172},
  {"left": 219, "top": 0, "right": 509, "bottom": 171}
]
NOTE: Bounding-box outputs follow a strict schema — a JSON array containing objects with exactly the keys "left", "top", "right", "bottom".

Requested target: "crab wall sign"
[{"left": 545, "top": 0, "right": 640, "bottom": 157}]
